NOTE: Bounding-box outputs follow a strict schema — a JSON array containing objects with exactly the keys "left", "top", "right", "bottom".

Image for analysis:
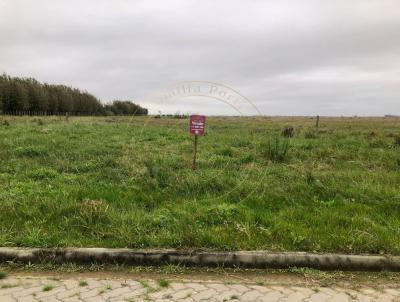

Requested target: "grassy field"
[{"left": 0, "top": 115, "right": 399, "bottom": 254}]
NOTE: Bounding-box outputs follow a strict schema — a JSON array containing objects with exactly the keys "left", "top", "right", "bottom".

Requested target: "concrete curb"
[{"left": 0, "top": 247, "right": 399, "bottom": 271}]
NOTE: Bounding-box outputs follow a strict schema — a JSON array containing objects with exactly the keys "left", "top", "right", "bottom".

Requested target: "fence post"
[{"left": 192, "top": 135, "right": 198, "bottom": 170}]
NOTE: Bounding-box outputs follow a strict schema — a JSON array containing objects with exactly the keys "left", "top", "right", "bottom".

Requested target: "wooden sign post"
[{"left": 189, "top": 115, "right": 206, "bottom": 170}]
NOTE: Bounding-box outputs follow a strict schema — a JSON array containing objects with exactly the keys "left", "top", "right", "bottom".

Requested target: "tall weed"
[{"left": 262, "top": 136, "right": 290, "bottom": 162}]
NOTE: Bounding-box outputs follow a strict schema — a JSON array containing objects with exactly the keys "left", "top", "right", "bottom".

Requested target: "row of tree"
[
  {"left": 104, "top": 100, "right": 148, "bottom": 116},
  {"left": 0, "top": 74, "right": 148, "bottom": 116}
]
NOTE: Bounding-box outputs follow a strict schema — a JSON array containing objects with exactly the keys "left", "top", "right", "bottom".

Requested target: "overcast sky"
[{"left": 0, "top": 0, "right": 399, "bottom": 115}]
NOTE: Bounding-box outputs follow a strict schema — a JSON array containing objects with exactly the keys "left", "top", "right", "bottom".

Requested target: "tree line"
[{"left": 0, "top": 74, "right": 148, "bottom": 116}]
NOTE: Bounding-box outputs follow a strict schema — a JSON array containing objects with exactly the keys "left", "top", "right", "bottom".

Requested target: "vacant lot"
[{"left": 0, "top": 116, "right": 399, "bottom": 254}]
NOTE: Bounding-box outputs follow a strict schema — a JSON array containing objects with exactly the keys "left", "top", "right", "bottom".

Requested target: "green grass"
[
  {"left": 1, "top": 283, "right": 18, "bottom": 288},
  {"left": 0, "top": 116, "right": 399, "bottom": 254},
  {"left": 43, "top": 284, "right": 54, "bottom": 291},
  {"left": 0, "top": 271, "right": 6, "bottom": 279},
  {"left": 158, "top": 279, "right": 170, "bottom": 288}
]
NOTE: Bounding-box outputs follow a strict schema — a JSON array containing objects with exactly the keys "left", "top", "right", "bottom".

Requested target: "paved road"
[{"left": 1, "top": 275, "right": 399, "bottom": 302}]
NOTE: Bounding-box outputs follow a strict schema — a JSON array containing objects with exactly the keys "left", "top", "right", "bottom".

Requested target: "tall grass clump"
[
  {"left": 28, "top": 168, "right": 58, "bottom": 180},
  {"left": 304, "top": 128, "right": 317, "bottom": 139},
  {"left": 282, "top": 126, "right": 295, "bottom": 138},
  {"left": 394, "top": 135, "right": 400, "bottom": 147},
  {"left": 15, "top": 146, "right": 48, "bottom": 157},
  {"left": 79, "top": 199, "right": 110, "bottom": 225},
  {"left": 262, "top": 136, "right": 290, "bottom": 162}
]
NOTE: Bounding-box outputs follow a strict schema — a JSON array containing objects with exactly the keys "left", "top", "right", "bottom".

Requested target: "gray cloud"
[{"left": 0, "top": 0, "right": 399, "bottom": 115}]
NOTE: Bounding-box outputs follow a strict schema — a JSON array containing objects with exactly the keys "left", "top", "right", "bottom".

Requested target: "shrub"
[
  {"left": 262, "top": 136, "right": 290, "bottom": 162},
  {"left": 173, "top": 114, "right": 187, "bottom": 119},
  {"left": 282, "top": 126, "right": 294, "bottom": 138}
]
